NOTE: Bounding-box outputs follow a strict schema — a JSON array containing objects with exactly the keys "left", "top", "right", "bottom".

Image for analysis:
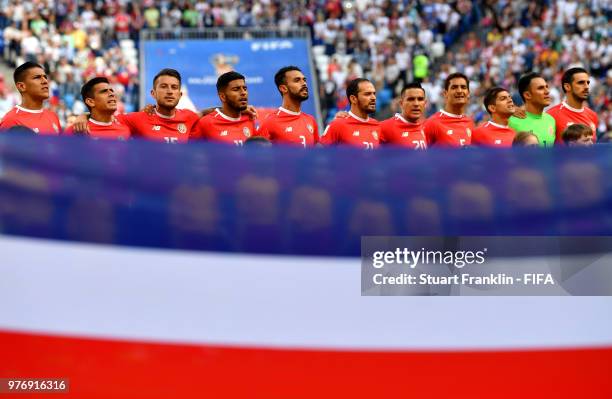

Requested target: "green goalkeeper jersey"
[{"left": 509, "top": 111, "right": 556, "bottom": 148}]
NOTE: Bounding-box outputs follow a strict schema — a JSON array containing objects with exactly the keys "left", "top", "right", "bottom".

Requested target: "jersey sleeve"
[
  {"left": 379, "top": 120, "right": 390, "bottom": 143},
  {"left": 0, "top": 111, "right": 17, "bottom": 129},
  {"left": 186, "top": 110, "right": 201, "bottom": 133},
  {"left": 423, "top": 118, "right": 438, "bottom": 145},
  {"left": 52, "top": 112, "right": 62, "bottom": 133},
  {"left": 319, "top": 120, "right": 340, "bottom": 146},
  {"left": 256, "top": 117, "right": 272, "bottom": 139},
  {"left": 312, "top": 117, "right": 320, "bottom": 144},
  {"left": 117, "top": 113, "right": 138, "bottom": 134},
  {"left": 192, "top": 116, "right": 211, "bottom": 140}
]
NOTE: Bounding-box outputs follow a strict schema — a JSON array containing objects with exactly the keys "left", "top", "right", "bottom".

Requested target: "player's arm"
[
  {"left": 312, "top": 120, "right": 320, "bottom": 145},
  {"left": 513, "top": 105, "right": 526, "bottom": 119},
  {"left": 0, "top": 112, "right": 17, "bottom": 129},
  {"left": 255, "top": 118, "right": 271, "bottom": 139},
  {"left": 319, "top": 122, "right": 339, "bottom": 146},
  {"left": 422, "top": 118, "right": 437, "bottom": 146},
  {"left": 67, "top": 113, "right": 91, "bottom": 134},
  {"left": 190, "top": 117, "right": 209, "bottom": 140}
]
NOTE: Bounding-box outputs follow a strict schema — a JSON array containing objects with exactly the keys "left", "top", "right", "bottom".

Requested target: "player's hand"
[
  {"left": 142, "top": 104, "right": 156, "bottom": 115},
  {"left": 513, "top": 106, "right": 526, "bottom": 119},
  {"left": 71, "top": 114, "right": 90, "bottom": 134},
  {"left": 334, "top": 111, "right": 349, "bottom": 119},
  {"left": 244, "top": 105, "right": 258, "bottom": 120}
]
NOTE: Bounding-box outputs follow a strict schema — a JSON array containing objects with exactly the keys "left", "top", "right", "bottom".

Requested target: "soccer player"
[
  {"left": 0, "top": 62, "right": 61, "bottom": 134},
  {"left": 547, "top": 67, "right": 598, "bottom": 143},
  {"left": 471, "top": 87, "right": 516, "bottom": 147},
  {"left": 256, "top": 66, "right": 319, "bottom": 147},
  {"left": 191, "top": 71, "right": 256, "bottom": 146},
  {"left": 509, "top": 72, "right": 556, "bottom": 148},
  {"left": 121, "top": 68, "right": 200, "bottom": 143},
  {"left": 561, "top": 124, "right": 594, "bottom": 147},
  {"left": 423, "top": 72, "right": 475, "bottom": 147},
  {"left": 320, "top": 78, "right": 380, "bottom": 149},
  {"left": 379, "top": 82, "right": 427, "bottom": 149},
  {"left": 64, "top": 77, "right": 131, "bottom": 140}
]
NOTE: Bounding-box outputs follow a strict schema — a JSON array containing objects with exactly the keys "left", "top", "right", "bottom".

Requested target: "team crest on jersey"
[
  {"left": 177, "top": 123, "right": 187, "bottom": 134},
  {"left": 372, "top": 131, "right": 379, "bottom": 140},
  {"left": 307, "top": 124, "right": 314, "bottom": 133},
  {"left": 52, "top": 123, "right": 59, "bottom": 132},
  {"left": 243, "top": 127, "right": 251, "bottom": 137},
  {"left": 466, "top": 128, "right": 471, "bottom": 137}
]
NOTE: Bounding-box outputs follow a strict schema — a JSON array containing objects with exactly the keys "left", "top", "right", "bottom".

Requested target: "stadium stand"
[{"left": 0, "top": 1, "right": 610, "bottom": 134}]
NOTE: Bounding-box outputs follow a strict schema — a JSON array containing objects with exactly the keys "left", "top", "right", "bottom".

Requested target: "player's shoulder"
[
  {"left": 1, "top": 107, "right": 19, "bottom": 119},
  {"left": 584, "top": 106, "right": 598, "bottom": 119},
  {"left": 542, "top": 112, "right": 556, "bottom": 123},
  {"left": 547, "top": 103, "right": 562, "bottom": 113}
]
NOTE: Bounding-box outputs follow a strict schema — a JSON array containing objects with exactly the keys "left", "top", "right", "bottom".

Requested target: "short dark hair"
[
  {"left": 346, "top": 78, "right": 370, "bottom": 100},
  {"left": 517, "top": 72, "right": 542, "bottom": 102},
  {"left": 562, "top": 123, "right": 592, "bottom": 144},
  {"left": 153, "top": 68, "right": 182, "bottom": 87},
  {"left": 561, "top": 67, "right": 588, "bottom": 93},
  {"left": 274, "top": 66, "right": 302, "bottom": 93},
  {"left": 81, "top": 77, "right": 110, "bottom": 111},
  {"left": 483, "top": 87, "right": 508, "bottom": 115},
  {"left": 443, "top": 72, "right": 469, "bottom": 91},
  {"left": 400, "top": 82, "right": 426, "bottom": 98},
  {"left": 216, "top": 71, "right": 245, "bottom": 92},
  {"left": 14, "top": 61, "right": 44, "bottom": 84}
]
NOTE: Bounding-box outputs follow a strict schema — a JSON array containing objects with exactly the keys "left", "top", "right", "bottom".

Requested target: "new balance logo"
[
  {"left": 353, "top": 131, "right": 360, "bottom": 136},
  {"left": 152, "top": 125, "right": 161, "bottom": 131},
  {"left": 285, "top": 126, "right": 293, "bottom": 133},
  {"left": 220, "top": 130, "right": 228, "bottom": 136},
  {"left": 402, "top": 132, "right": 409, "bottom": 137}
]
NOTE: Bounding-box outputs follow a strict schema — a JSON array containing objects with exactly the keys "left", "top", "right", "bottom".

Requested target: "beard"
[{"left": 289, "top": 88, "right": 309, "bottom": 102}]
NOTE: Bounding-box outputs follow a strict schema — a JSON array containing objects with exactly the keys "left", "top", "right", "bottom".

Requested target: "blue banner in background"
[
  {"left": 142, "top": 39, "right": 318, "bottom": 119},
  {"left": 1, "top": 134, "right": 612, "bottom": 255}
]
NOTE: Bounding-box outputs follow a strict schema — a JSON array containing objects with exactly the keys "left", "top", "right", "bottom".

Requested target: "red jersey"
[
  {"left": 192, "top": 109, "right": 256, "bottom": 146},
  {"left": 423, "top": 110, "right": 474, "bottom": 147},
  {"left": 547, "top": 101, "right": 598, "bottom": 143},
  {"left": 471, "top": 121, "right": 515, "bottom": 148},
  {"left": 380, "top": 113, "right": 427, "bottom": 149},
  {"left": 0, "top": 105, "right": 61, "bottom": 135},
  {"left": 118, "top": 109, "right": 200, "bottom": 143},
  {"left": 320, "top": 112, "right": 380, "bottom": 149},
  {"left": 256, "top": 107, "right": 319, "bottom": 147},
  {"left": 64, "top": 118, "right": 131, "bottom": 141}
]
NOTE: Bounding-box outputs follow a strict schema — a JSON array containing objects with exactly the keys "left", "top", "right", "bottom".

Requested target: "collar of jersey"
[
  {"left": 488, "top": 120, "right": 509, "bottom": 129},
  {"left": 89, "top": 118, "right": 113, "bottom": 126},
  {"left": 279, "top": 107, "right": 301, "bottom": 116},
  {"left": 395, "top": 113, "right": 420, "bottom": 125},
  {"left": 562, "top": 101, "right": 585, "bottom": 113},
  {"left": 348, "top": 111, "right": 369, "bottom": 122},
  {"left": 439, "top": 109, "right": 464, "bottom": 118},
  {"left": 16, "top": 105, "right": 44, "bottom": 114},
  {"left": 155, "top": 109, "right": 176, "bottom": 119},
  {"left": 215, "top": 108, "right": 242, "bottom": 121}
]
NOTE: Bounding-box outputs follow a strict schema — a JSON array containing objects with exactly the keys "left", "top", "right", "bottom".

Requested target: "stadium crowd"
[{"left": 0, "top": 0, "right": 610, "bottom": 136}]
